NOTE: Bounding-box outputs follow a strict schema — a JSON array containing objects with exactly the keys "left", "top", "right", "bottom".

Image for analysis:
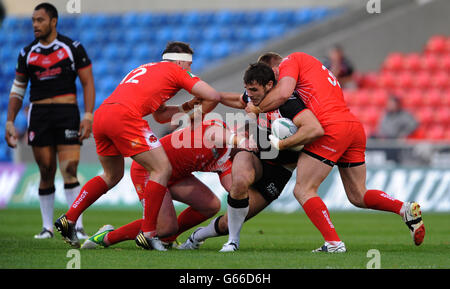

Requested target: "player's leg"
[
  {"left": 160, "top": 175, "right": 221, "bottom": 245},
  {"left": 294, "top": 152, "right": 345, "bottom": 252},
  {"left": 132, "top": 146, "right": 172, "bottom": 250},
  {"left": 57, "top": 144, "right": 87, "bottom": 239},
  {"left": 32, "top": 145, "right": 57, "bottom": 239},
  {"left": 56, "top": 154, "right": 124, "bottom": 247},
  {"left": 179, "top": 186, "right": 269, "bottom": 250},
  {"left": 339, "top": 164, "right": 425, "bottom": 245},
  {"left": 223, "top": 151, "right": 263, "bottom": 251},
  {"left": 83, "top": 191, "right": 177, "bottom": 249}
]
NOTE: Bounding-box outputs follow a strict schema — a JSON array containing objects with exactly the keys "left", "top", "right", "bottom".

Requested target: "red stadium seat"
[
  {"left": 432, "top": 72, "right": 449, "bottom": 89},
  {"left": 421, "top": 54, "right": 439, "bottom": 72},
  {"left": 378, "top": 72, "right": 396, "bottom": 89},
  {"left": 435, "top": 107, "right": 450, "bottom": 124},
  {"left": 355, "top": 89, "right": 371, "bottom": 107},
  {"left": 415, "top": 107, "right": 434, "bottom": 125},
  {"left": 425, "top": 35, "right": 447, "bottom": 55},
  {"left": 426, "top": 125, "right": 445, "bottom": 140},
  {"left": 414, "top": 71, "right": 432, "bottom": 89},
  {"left": 407, "top": 125, "right": 426, "bottom": 140},
  {"left": 364, "top": 107, "right": 381, "bottom": 126},
  {"left": 382, "top": 53, "right": 404, "bottom": 72},
  {"left": 397, "top": 71, "right": 414, "bottom": 89},
  {"left": 343, "top": 89, "right": 357, "bottom": 106},
  {"left": 423, "top": 89, "right": 442, "bottom": 107},
  {"left": 357, "top": 72, "right": 378, "bottom": 89},
  {"left": 402, "top": 89, "right": 423, "bottom": 109},
  {"left": 371, "top": 89, "right": 388, "bottom": 107},
  {"left": 442, "top": 54, "right": 450, "bottom": 71},
  {"left": 403, "top": 53, "right": 422, "bottom": 72}
]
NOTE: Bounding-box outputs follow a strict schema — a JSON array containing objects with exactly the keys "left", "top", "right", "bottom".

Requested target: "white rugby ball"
[{"left": 271, "top": 117, "right": 297, "bottom": 139}]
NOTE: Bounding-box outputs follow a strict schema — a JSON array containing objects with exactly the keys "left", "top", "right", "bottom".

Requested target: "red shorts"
[
  {"left": 93, "top": 103, "right": 161, "bottom": 157},
  {"left": 303, "top": 121, "right": 366, "bottom": 167},
  {"left": 130, "top": 160, "right": 232, "bottom": 201}
]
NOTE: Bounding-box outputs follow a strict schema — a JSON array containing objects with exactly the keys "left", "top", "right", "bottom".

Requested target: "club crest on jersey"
[
  {"left": 148, "top": 134, "right": 158, "bottom": 143},
  {"left": 29, "top": 131, "right": 35, "bottom": 142}
]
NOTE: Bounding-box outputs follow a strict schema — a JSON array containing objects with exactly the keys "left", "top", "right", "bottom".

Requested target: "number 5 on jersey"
[{"left": 322, "top": 65, "right": 341, "bottom": 88}]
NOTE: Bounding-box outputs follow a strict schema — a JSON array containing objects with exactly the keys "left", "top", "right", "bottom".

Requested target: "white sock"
[
  {"left": 64, "top": 183, "right": 84, "bottom": 230},
  {"left": 226, "top": 196, "right": 249, "bottom": 244},
  {"left": 38, "top": 188, "right": 55, "bottom": 232},
  {"left": 194, "top": 216, "right": 223, "bottom": 241}
]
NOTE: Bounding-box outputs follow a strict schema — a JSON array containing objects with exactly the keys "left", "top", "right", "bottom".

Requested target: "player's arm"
[
  {"left": 219, "top": 92, "right": 246, "bottom": 109},
  {"left": 278, "top": 109, "right": 324, "bottom": 150},
  {"left": 77, "top": 65, "right": 95, "bottom": 141},
  {"left": 249, "top": 76, "right": 297, "bottom": 114},
  {"left": 153, "top": 97, "right": 201, "bottom": 124},
  {"left": 5, "top": 73, "right": 28, "bottom": 148},
  {"left": 204, "top": 125, "right": 257, "bottom": 150},
  {"left": 190, "top": 80, "right": 221, "bottom": 103}
]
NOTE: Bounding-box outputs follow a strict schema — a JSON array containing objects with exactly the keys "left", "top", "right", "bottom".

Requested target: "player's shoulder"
[
  {"left": 19, "top": 38, "right": 39, "bottom": 56},
  {"left": 56, "top": 33, "right": 83, "bottom": 49}
]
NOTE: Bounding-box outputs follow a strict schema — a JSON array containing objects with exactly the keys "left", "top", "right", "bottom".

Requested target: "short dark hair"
[
  {"left": 257, "top": 52, "right": 282, "bottom": 67},
  {"left": 34, "top": 3, "right": 58, "bottom": 20},
  {"left": 244, "top": 62, "right": 276, "bottom": 86},
  {"left": 162, "top": 41, "right": 194, "bottom": 55}
]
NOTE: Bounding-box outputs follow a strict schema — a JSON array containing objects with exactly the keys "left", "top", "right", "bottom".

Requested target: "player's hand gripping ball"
[{"left": 270, "top": 118, "right": 304, "bottom": 151}]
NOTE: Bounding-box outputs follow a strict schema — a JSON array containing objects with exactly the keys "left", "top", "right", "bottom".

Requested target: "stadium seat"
[
  {"left": 354, "top": 89, "right": 371, "bottom": 107},
  {"left": 397, "top": 71, "right": 414, "bottom": 89},
  {"left": 435, "top": 107, "right": 450, "bottom": 124},
  {"left": 414, "top": 71, "right": 432, "bottom": 89},
  {"left": 371, "top": 89, "right": 389, "bottom": 107},
  {"left": 403, "top": 53, "right": 422, "bottom": 72},
  {"left": 432, "top": 72, "right": 449, "bottom": 89},
  {"left": 403, "top": 89, "right": 424, "bottom": 109},
  {"left": 378, "top": 72, "right": 396, "bottom": 89},
  {"left": 415, "top": 107, "right": 434, "bottom": 126},
  {"left": 364, "top": 107, "right": 381, "bottom": 126},
  {"left": 425, "top": 35, "right": 447, "bottom": 55},
  {"left": 426, "top": 125, "right": 445, "bottom": 140},
  {"left": 423, "top": 89, "right": 443, "bottom": 108},
  {"left": 382, "top": 53, "right": 404, "bottom": 72},
  {"left": 420, "top": 54, "right": 439, "bottom": 72}
]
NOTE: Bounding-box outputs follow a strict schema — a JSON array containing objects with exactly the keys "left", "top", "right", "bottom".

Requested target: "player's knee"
[
  {"left": 207, "top": 196, "right": 221, "bottom": 216},
  {"left": 230, "top": 174, "right": 253, "bottom": 197},
  {"left": 37, "top": 162, "right": 57, "bottom": 182},
  {"left": 60, "top": 160, "right": 79, "bottom": 179},
  {"left": 293, "top": 183, "right": 318, "bottom": 205}
]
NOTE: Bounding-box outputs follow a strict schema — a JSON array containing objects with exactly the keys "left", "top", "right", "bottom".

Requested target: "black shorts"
[
  {"left": 252, "top": 160, "right": 293, "bottom": 203},
  {"left": 27, "top": 103, "right": 81, "bottom": 146}
]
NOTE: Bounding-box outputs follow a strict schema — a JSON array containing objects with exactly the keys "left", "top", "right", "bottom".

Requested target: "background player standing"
[{"left": 4, "top": 3, "right": 95, "bottom": 240}]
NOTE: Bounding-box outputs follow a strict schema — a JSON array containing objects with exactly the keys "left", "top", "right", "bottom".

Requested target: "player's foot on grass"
[
  {"left": 81, "top": 224, "right": 114, "bottom": 249},
  {"left": 219, "top": 240, "right": 239, "bottom": 252},
  {"left": 34, "top": 228, "right": 53, "bottom": 239},
  {"left": 76, "top": 228, "right": 89, "bottom": 240},
  {"left": 54, "top": 215, "right": 80, "bottom": 248},
  {"left": 135, "top": 232, "right": 167, "bottom": 251},
  {"left": 312, "top": 241, "right": 346, "bottom": 253},
  {"left": 402, "top": 202, "right": 425, "bottom": 246},
  {"left": 177, "top": 228, "right": 204, "bottom": 250}
]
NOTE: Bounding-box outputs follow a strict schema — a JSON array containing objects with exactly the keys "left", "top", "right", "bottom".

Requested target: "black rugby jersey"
[
  {"left": 16, "top": 33, "right": 91, "bottom": 101},
  {"left": 242, "top": 91, "right": 307, "bottom": 163}
]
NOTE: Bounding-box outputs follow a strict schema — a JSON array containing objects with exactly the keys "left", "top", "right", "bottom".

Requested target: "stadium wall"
[{"left": 1, "top": 162, "right": 449, "bottom": 212}]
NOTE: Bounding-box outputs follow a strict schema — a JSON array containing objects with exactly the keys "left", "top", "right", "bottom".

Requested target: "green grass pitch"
[{"left": 0, "top": 208, "right": 449, "bottom": 269}]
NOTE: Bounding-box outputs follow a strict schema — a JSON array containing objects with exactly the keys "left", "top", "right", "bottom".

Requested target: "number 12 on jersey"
[{"left": 120, "top": 67, "right": 147, "bottom": 85}]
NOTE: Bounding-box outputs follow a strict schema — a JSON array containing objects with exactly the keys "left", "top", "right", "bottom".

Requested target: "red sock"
[
  {"left": 302, "top": 197, "right": 341, "bottom": 242},
  {"left": 161, "top": 207, "right": 207, "bottom": 243},
  {"left": 363, "top": 189, "right": 403, "bottom": 215},
  {"left": 66, "top": 176, "right": 108, "bottom": 223},
  {"left": 141, "top": 180, "right": 167, "bottom": 234},
  {"left": 107, "top": 219, "right": 142, "bottom": 245}
]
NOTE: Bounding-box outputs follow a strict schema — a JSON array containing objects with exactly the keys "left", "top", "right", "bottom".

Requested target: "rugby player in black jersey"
[
  {"left": 178, "top": 60, "right": 324, "bottom": 252},
  {"left": 4, "top": 3, "right": 95, "bottom": 240}
]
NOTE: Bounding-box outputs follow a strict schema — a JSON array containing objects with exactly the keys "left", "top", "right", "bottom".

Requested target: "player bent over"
[
  {"left": 81, "top": 119, "right": 254, "bottom": 249},
  {"left": 55, "top": 42, "right": 220, "bottom": 249},
  {"left": 247, "top": 52, "right": 425, "bottom": 252},
  {"left": 180, "top": 62, "right": 324, "bottom": 252}
]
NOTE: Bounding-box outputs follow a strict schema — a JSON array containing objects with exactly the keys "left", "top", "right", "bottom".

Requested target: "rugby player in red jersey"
[
  {"left": 55, "top": 42, "right": 221, "bottom": 250},
  {"left": 246, "top": 52, "right": 425, "bottom": 252},
  {"left": 80, "top": 119, "right": 254, "bottom": 249}
]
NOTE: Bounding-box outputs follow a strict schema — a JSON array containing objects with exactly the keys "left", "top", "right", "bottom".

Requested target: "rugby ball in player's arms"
[
  {"left": 271, "top": 118, "right": 297, "bottom": 139},
  {"left": 271, "top": 117, "right": 304, "bottom": 151}
]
